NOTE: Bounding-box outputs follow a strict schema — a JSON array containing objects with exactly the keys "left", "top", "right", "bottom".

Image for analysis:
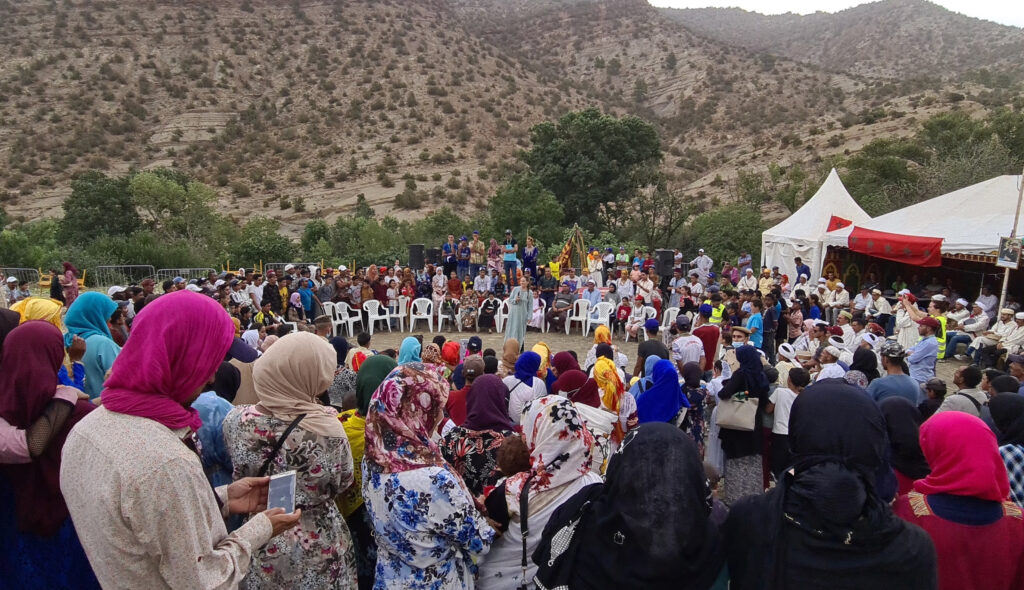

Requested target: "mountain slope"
[{"left": 659, "top": 0, "right": 1024, "bottom": 81}]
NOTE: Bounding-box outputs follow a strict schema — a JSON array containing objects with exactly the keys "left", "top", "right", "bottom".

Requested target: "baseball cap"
[
  {"left": 635, "top": 295, "right": 645, "bottom": 301},
  {"left": 675, "top": 314, "right": 692, "bottom": 331},
  {"left": 172, "top": 276, "right": 185, "bottom": 284},
  {"left": 107, "top": 286, "right": 126, "bottom": 296},
  {"left": 860, "top": 285, "right": 869, "bottom": 291},
  {"left": 473, "top": 230, "right": 480, "bottom": 234},
  {"left": 505, "top": 228, "right": 512, "bottom": 234},
  {"left": 880, "top": 340, "right": 905, "bottom": 357},
  {"left": 467, "top": 336, "right": 482, "bottom": 353},
  {"left": 185, "top": 284, "right": 203, "bottom": 293},
  {"left": 5, "top": 276, "right": 17, "bottom": 283},
  {"left": 214, "top": 279, "right": 226, "bottom": 288},
  {"left": 463, "top": 355, "right": 485, "bottom": 378},
  {"left": 338, "top": 265, "right": 348, "bottom": 272},
  {"left": 284, "top": 264, "right": 295, "bottom": 271},
  {"left": 916, "top": 316, "right": 940, "bottom": 329},
  {"left": 644, "top": 318, "right": 660, "bottom": 333},
  {"left": 698, "top": 248, "right": 705, "bottom": 253},
  {"left": 587, "top": 279, "right": 595, "bottom": 285}
]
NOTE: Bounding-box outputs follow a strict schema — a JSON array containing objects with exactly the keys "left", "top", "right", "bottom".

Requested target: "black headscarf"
[
  {"left": 329, "top": 336, "right": 351, "bottom": 367},
  {"left": 770, "top": 380, "right": 908, "bottom": 586},
  {"left": 990, "top": 393, "right": 1024, "bottom": 447},
  {"left": 553, "top": 423, "right": 725, "bottom": 589},
  {"left": 0, "top": 308, "right": 19, "bottom": 360},
  {"left": 595, "top": 343, "right": 615, "bottom": 361},
  {"left": 482, "top": 355, "right": 499, "bottom": 375},
  {"left": 734, "top": 345, "right": 770, "bottom": 395},
  {"left": 211, "top": 362, "right": 241, "bottom": 402},
  {"left": 850, "top": 348, "right": 880, "bottom": 383},
  {"left": 879, "top": 397, "right": 930, "bottom": 480}
]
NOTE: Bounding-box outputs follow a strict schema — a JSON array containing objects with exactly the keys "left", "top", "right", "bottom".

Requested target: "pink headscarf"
[
  {"left": 102, "top": 291, "right": 235, "bottom": 432},
  {"left": 914, "top": 411, "right": 1010, "bottom": 502}
]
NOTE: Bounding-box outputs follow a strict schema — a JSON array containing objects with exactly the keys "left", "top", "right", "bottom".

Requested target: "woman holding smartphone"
[{"left": 223, "top": 331, "right": 357, "bottom": 589}]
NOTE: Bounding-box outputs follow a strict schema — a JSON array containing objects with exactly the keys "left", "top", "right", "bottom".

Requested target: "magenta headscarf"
[{"left": 102, "top": 291, "right": 235, "bottom": 432}]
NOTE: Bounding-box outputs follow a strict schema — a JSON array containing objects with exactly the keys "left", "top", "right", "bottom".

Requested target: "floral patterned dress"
[
  {"left": 439, "top": 427, "right": 512, "bottom": 497},
  {"left": 223, "top": 406, "right": 357, "bottom": 590},
  {"left": 362, "top": 464, "right": 494, "bottom": 590}
]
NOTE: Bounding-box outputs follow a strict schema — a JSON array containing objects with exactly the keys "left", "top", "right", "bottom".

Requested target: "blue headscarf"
[
  {"left": 628, "top": 355, "right": 661, "bottom": 399},
  {"left": 514, "top": 351, "right": 541, "bottom": 382},
  {"left": 397, "top": 337, "right": 421, "bottom": 365},
  {"left": 63, "top": 291, "right": 117, "bottom": 347},
  {"left": 636, "top": 359, "right": 690, "bottom": 424}
]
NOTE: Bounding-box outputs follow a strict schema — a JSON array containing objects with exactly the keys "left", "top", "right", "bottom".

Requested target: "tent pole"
[{"left": 998, "top": 169, "right": 1024, "bottom": 311}]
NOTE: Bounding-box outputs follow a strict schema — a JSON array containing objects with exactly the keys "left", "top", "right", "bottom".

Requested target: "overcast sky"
[{"left": 649, "top": 1, "right": 1024, "bottom": 28}]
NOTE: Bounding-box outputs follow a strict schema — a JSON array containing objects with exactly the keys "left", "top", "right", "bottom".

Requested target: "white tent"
[
  {"left": 760, "top": 168, "right": 871, "bottom": 282},
  {"left": 821, "top": 175, "right": 1023, "bottom": 267}
]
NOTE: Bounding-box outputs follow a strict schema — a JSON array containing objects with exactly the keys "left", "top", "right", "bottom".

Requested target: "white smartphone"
[{"left": 268, "top": 470, "right": 297, "bottom": 514}]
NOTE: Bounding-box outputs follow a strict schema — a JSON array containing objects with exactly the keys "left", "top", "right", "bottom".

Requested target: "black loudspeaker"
[
  {"left": 409, "top": 244, "right": 425, "bottom": 270},
  {"left": 426, "top": 248, "right": 442, "bottom": 265},
  {"left": 655, "top": 249, "right": 674, "bottom": 276}
]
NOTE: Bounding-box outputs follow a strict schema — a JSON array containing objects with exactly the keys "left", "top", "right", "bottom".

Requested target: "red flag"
[
  {"left": 827, "top": 215, "right": 853, "bottom": 232},
  {"left": 848, "top": 227, "right": 943, "bottom": 267}
]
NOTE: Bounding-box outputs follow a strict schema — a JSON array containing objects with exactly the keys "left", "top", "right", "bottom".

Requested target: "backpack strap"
[{"left": 953, "top": 392, "right": 982, "bottom": 413}]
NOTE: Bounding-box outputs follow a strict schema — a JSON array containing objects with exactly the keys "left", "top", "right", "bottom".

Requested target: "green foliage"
[
  {"left": 488, "top": 174, "right": 564, "bottom": 247},
  {"left": 522, "top": 108, "right": 662, "bottom": 232},
  {"left": 622, "top": 185, "right": 691, "bottom": 251},
  {"left": 130, "top": 170, "right": 221, "bottom": 243},
  {"left": 685, "top": 205, "right": 765, "bottom": 266},
  {"left": 58, "top": 171, "right": 141, "bottom": 245},
  {"left": 231, "top": 217, "right": 296, "bottom": 267},
  {"left": 353, "top": 194, "right": 375, "bottom": 219},
  {"left": 0, "top": 220, "right": 65, "bottom": 270},
  {"left": 300, "top": 219, "right": 330, "bottom": 254}
]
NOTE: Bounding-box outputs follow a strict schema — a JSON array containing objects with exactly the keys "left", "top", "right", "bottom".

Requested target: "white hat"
[
  {"left": 214, "top": 279, "right": 226, "bottom": 288},
  {"left": 698, "top": 248, "right": 704, "bottom": 253},
  {"left": 337, "top": 265, "right": 348, "bottom": 272},
  {"left": 586, "top": 279, "right": 596, "bottom": 285},
  {"left": 836, "top": 282, "right": 845, "bottom": 288},
  {"left": 871, "top": 288, "right": 882, "bottom": 295},
  {"left": 185, "top": 284, "right": 203, "bottom": 293},
  {"left": 799, "top": 273, "right": 808, "bottom": 279},
  {"left": 1016, "top": 312, "right": 1024, "bottom": 320},
  {"left": 898, "top": 289, "right": 911, "bottom": 296},
  {"left": 1001, "top": 308, "right": 1015, "bottom": 315},
  {"left": 284, "top": 264, "right": 295, "bottom": 271},
  {"left": 955, "top": 298, "right": 968, "bottom": 307},
  {"left": 828, "top": 335, "right": 847, "bottom": 348},
  {"left": 5, "top": 276, "right": 16, "bottom": 283},
  {"left": 824, "top": 345, "right": 843, "bottom": 359},
  {"left": 745, "top": 268, "right": 754, "bottom": 273},
  {"left": 972, "top": 301, "right": 983, "bottom": 308},
  {"left": 931, "top": 294, "right": 946, "bottom": 302},
  {"left": 778, "top": 343, "right": 797, "bottom": 361},
  {"left": 812, "top": 319, "right": 829, "bottom": 327},
  {"left": 817, "top": 277, "right": 827, "bottom": 284},
  {"left": 862, "top": 333, "right": 880, "bottom": 347},
  {"left": 106, "top": 286, "right": 126, "bottom": 296}
]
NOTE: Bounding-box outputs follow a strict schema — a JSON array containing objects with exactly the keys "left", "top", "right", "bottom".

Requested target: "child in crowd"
[{"left": 767, "top": 367, "right": 810, "bottom": 477}]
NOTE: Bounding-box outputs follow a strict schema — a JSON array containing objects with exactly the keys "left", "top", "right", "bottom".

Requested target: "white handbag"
[{"left": 716, "top": 393, "right": 758, "bottom": 431}]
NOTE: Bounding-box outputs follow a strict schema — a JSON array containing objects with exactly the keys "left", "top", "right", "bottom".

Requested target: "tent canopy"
[
  {"left": 822, "top": 175, "right": 1023, "bottom": 260},
  {"left": 761, "top": 168, "right": 871, "bottom": 281}
]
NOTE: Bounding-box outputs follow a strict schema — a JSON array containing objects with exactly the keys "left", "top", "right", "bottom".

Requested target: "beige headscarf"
[
  {"left": 252, "top": 331, "right": 345, "bottom": 438},
  {"left": 501, "top": 338, "right": 520, "bottom": 377}
]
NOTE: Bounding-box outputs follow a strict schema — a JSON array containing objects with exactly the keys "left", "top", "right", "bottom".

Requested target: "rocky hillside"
[
  {"left": 0, "top": 0, "right": 1019, "bottom": 233},
  {"left": 659, "top": 0, "right": 1024, "bottom": 82}
]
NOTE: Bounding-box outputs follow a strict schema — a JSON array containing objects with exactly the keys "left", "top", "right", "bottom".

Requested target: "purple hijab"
[
  {"left": 102, "top": 291, "right": 235, "bottom": 432},
  {"left": 463, "top": 374, "right": 515, "bottom": 432}
]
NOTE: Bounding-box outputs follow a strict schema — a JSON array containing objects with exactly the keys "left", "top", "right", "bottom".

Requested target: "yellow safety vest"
[{"left": 933, "top": 314, "right": 947, "bottom": 358}]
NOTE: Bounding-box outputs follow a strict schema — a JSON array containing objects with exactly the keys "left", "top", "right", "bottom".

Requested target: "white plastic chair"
[
  {"left": 331, "top": 301, "right": 363, "bottom": 337},
  {"left": 395, "top": 296, "right": 410, "bottom": 331},
  {"left": 494, "top": 299, "right": 510, "bottom": 333},
  {"left": 585, "top": 301, "right": 615, "bottom": 337},
  {"left": 662, "top": 306, "right": 680, "bottom": 329},
  {"left": 437, "top": 301, "right": 461, "bottom": 333},
  {"left": 566, "top": 299, "right": 591, "bottom": 335},
  {"left": 320, "top": 301, "right": 340, "bottom": 336},
  {"left": 624, "top": 306, "right": 658, "bottom": 342},
  {"left": 409, "top": 298, "right": 434, "bottom": 333},
  {"left": 537, "top": 298, "right": 548, "bottom": 333},
  {"left": 362, "top": 300, "right": 392, "bottom": 335}
]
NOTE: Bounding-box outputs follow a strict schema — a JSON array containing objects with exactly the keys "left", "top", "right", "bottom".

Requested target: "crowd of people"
[{"left": 1, "top": 242, "right": 1023, "bottom": 590}]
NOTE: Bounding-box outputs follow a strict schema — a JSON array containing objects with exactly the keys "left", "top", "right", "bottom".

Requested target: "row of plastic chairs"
[{"left": 317, "top": 297, "right": 690, "bottom": 338}]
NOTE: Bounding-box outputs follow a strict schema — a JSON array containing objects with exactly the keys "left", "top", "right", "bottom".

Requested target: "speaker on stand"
[
  {"left": 409, "top": 244, "right": 425, "bottom": 270},
  {"left": 655, "top": 248, "right": 675, "bottom": 292}
]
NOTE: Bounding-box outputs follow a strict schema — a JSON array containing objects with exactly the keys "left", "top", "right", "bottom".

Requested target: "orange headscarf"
[
  {"left": 531, "top": 342, "right": 551, "bottom": 375},
  {"left": 594, "top": 356, "right": 625, "bottom": 443},
  {"left": 593, "top": 325, "right": 611, "bottom": 346}
]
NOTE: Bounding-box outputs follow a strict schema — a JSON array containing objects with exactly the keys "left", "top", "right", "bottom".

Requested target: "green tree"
[
  {"left": 686, "top": 204, "right": 764, "bottom": 265},
  {"left": 918, "top": 111, "right": 989, "bottom": 157},
  {"left": 522, "top": 108, "right": 662, "bottom": 232},
  {"left": 301, "top": 219, "right": 330, "bottom": 254},
  {"left": 623, "top": 184, "right": 690, "bottom": 251},
  {"left": 353, "top": 194, "right": 375, "bottom": 219},
  {"left": 57, "top": 171, "right": 140, "bottom": 245},
  {"left": 129, "top": 170, "right": 220, "bottom": 244},
  {"left": 488, "top": 174, "right": 564, "bottom": 247},
  {"left": 232, "top": 217, "right": 296, "bottom": 266},
  {"left": 306, "top": 237, "right": 335, "bottom": 267}
]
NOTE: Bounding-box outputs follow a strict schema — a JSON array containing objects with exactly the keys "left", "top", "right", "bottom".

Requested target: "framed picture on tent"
[{"left": 996, "top": 237, "right": 1021, "bottom": 270}]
